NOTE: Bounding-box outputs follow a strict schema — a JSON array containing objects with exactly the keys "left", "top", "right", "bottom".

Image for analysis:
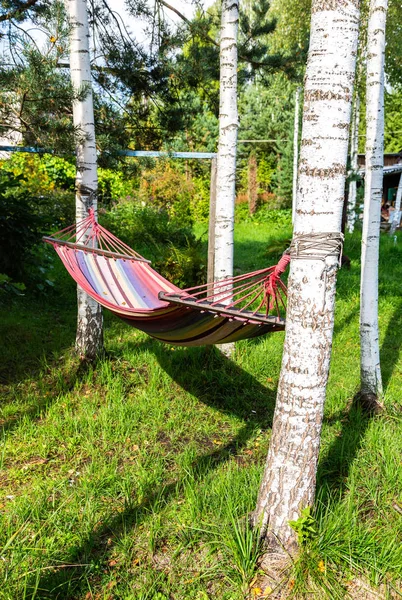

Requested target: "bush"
[
  {"left": 0, "top": 173, "right": 71, "bottom": 291},
  {"left": 235, "top": 203, "right": 292, "bottom": 228},
  {"left": 97, "top": 168, "right": 137, "bottom": 206},
  {"left": 190, "top": 176, "right": 210, "bottom": 223},
  {"left": 102, "top": 200, "right": 206, "bottom": 288},
  {"left": 0, "top": 153, "right": 138, "bottom": 208},
  {"left": 139, "top": 162, "right": 193, "bottom": 228}
]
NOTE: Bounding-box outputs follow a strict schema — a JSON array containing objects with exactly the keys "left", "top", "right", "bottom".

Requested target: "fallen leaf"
[
  {"left": 106, "top": 580, "right": 117, "bottom": 590},
  {"left": 318, "top": 559, "right": 325, "bottom": 573}
]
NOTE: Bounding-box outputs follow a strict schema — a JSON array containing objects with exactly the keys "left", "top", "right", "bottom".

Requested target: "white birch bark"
[
  {"left": 292, "top": 87, "right": 300, "bottom": 225},
  {"left": 65, "top": 0, "right": 103, "bottom": 359},
  {"left": 347, "top": 95, "right": 360, "bottom": 233},
  {"left": 214, "top": 0, "right": 239, "bottom": 357},
  {"left": 360, "top": 0, "right": 387, "bottom": 398},
  {"left": 390, "top": 174, "right": 402, "bottom": 235},
  {"left": 254, "top": 0, "right": 360, "bottom": 553}
]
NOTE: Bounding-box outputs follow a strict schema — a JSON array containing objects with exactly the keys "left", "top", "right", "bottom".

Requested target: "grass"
[{"left": 0, "top": 222, "right": 401, "bottom": 599}]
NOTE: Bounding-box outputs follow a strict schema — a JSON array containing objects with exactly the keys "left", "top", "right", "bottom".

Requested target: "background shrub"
[
  {"left": 0, "top": 174, "right": 66, "bottom": 291},
  {"left": 139, "top": 162, "right": 193, "bottom": 227},
  {"left": 102, "top": 200, "right": 206, "bottom": 287}
]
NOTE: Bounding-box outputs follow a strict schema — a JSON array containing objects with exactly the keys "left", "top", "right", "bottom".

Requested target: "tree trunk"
[
  {"left": 214, "top": 0, "right": 239, "bottom": 357},
  {"left": 254, "top": 0, "right": 360, "bottom": 554},
  {"left": 292, "top": 87, "right": 300, "bottom": 225},
  {"left": 390, "top": 174, "right": 402, "bottom": 235},
  {"left": 248, "top": 152, "right": 258, "bottom": 215},
  {"left": 65, "top": 0, "right": 103, "bottom": 360},
  {"left": 360, "top": 0, "right": 388, "bottom": 399},
  {"left": 347, "top": 95, "right": 360, "bottom": 233},
  {"left": 208, "top": 157, "right": 217, "bottom": 284}
]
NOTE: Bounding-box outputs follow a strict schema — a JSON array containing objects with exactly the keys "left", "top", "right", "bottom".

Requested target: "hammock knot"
[{"left": 263, "top": 252, "right": 290, "bottom": 311}]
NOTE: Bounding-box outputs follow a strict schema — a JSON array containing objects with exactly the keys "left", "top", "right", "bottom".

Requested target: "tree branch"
[
  {"left": 0, "top": 0, "right": 41, "bottom": 23},
  {"left": 157, "top": 0, "right": 292, "bottom": 71}
]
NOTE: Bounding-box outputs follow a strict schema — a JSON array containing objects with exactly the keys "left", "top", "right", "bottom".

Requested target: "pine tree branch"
[
  {"left": 157, "top": 0, "right": 292, "bottom": 71},
  {"left": 0, "top": 0, "right": 41, "bottom": 23}
]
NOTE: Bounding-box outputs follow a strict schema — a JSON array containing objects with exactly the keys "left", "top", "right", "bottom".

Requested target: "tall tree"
[
  {"left": 292, "top": 86, "right": 300, "bottom": 224},
  {"left": 360, "top": 0, "right": 388, "bottom": 401},
  {"left": 254, "top": 0, "right": 360, "bottom": 553},
  {"left": 213, "top": 0, "right": 239, "bottom": 355},
  {"left": 347, "top": 95, "right": 360, "bottom": 233},
  {"left": 65, "top": 0, "right": 103, "bottom": 359}
]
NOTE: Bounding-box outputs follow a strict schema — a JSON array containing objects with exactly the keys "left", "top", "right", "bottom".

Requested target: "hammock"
[{"left": 43, "top": 210, "right": 289, "bottom": 347}]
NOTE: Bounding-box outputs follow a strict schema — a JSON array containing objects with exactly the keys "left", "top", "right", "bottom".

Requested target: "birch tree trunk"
[
  {"left": 214, "top": 0, "right": 239, "bottom": 357},
  {"left": 66, "top": 0, "right": 103, "bottom": 359},
  {"left": 254, "top": 0, "right": 360, "bottom": 554},
  {"left": 390, "top": 174, "right": 402, "bottom": 235},
  {"left": 360, "top": 0, "right": 388, "bottom": 399},
  {"left": 347, "top": 96, "right": 360, "bottom": 233},
  {"left": 292, "top": 87, "right": 300, "bottom": 225}
]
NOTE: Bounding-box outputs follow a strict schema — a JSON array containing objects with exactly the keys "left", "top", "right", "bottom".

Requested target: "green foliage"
[
  {"left": 257, "top": 156, "right": 275, "bottom": 191},
  {"left": 102, "top": 200, "right": 205, "bottom": 287},
  {"left": 0, "top": 4, "right": 78, "bottom": 151},
  {"left": 268, "top": 0, "right": 311, "bottom": 71},
  {"left": 236, "top": 204, "right": 292, "bottom": 228},
  {"left": 190, "top": 176, "right": 210, "bottom": 223},
  {"left": 289, "top": 506, "right": 317, "bottom": 546},
  {"left": 384, "top": 89, "right": 402, "bottom": 153},
  {"left": 41, "top": 155, "right": 75, "bottom": 190},
  {"left": 0, "top": 153, "right": 63, "bottom": 195},
  {"left": 0, "top": 273, "right": 26, "bottom": 296},
  {"left": 0, "top": 153, "right": 137, "bottom": 207},
  {"left": 222, "top": 516, "right": 263, "bottom": 589},
  {"left": 0, "top": 174, "right": 43, "bottom": 281},
  {"left": 139, "top": 162, "right": 193, "bottom": 228},
  {"left": 385, "top": 0, "right": 402, "bottom": 87},
  {"left": 271, "top": 125, "right": 294, "bottom": 208},
  {"left": 0, "top": 171, "right": 73, "bottom": 290},
  {"left": 238, "top": 75, "right": 296, "bottom": 205},
  {"left": 97, "top": 168, "right": 137, "bottom": 205}
]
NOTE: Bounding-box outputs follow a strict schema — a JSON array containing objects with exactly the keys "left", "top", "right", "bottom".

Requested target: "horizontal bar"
[
  {"left": 42, "top": 237, "right": 152, "bottom": 263},
  {"left": 0, "top": 145, "right": 51, "bottom": 153},
  {"left": 0, "top": 146, "right": 216, "bottom": 159},
  {"left": 117, "top": 150, "right": 217, "bottom": 159},
  {"left": 158, "top": 292, "right": 285, "bottom": 327},
  {"left": 238, "top": 139, "right": 278, "bottom": 143}
]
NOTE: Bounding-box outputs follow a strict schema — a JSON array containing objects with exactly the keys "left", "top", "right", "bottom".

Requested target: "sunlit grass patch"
[{"left": 0, "top": 227, "right": 401, "bottom": 598}]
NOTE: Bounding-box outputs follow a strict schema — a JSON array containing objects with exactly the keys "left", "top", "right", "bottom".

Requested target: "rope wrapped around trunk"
[
  {"left": 287, "top": 232, "right": 345, "bottom": 317},
  {"left": 289, "top": 232, "right": 344, "bottom": 266}
]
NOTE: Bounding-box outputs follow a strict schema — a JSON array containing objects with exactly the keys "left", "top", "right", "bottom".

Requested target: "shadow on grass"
[
  {"left": 380, "top": 298, "right": 402, "bottom": 393},
  {"left": 0, "top": 299, "right": 76, "bottom": 386},
  {"left": 317, "top": 297, "right": 402, "bottom": 500},
  {"left": 153, "top": 342, "right": 277, "bottom": 427},
  {"left": 30, "top": 345, "right": 277, "bottom": 598}
]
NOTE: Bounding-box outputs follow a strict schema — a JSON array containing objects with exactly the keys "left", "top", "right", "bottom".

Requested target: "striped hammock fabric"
[{"left": 44, "top": 210, "right": 289, "bottom": 347}]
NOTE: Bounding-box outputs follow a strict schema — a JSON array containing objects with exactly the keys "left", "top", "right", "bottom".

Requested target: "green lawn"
[{"left": 0, "top": 224, "right": 401, "bottom": 599}]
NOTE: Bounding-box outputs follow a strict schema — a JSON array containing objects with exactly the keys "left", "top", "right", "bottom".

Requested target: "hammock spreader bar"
[{"left": 44, "top": 210, "right": 289, "bottom": 346}]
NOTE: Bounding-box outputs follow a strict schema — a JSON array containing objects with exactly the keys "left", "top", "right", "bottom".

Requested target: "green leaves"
[{"left": 289, "top": 506, "right": 317, "bottom": 546}]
